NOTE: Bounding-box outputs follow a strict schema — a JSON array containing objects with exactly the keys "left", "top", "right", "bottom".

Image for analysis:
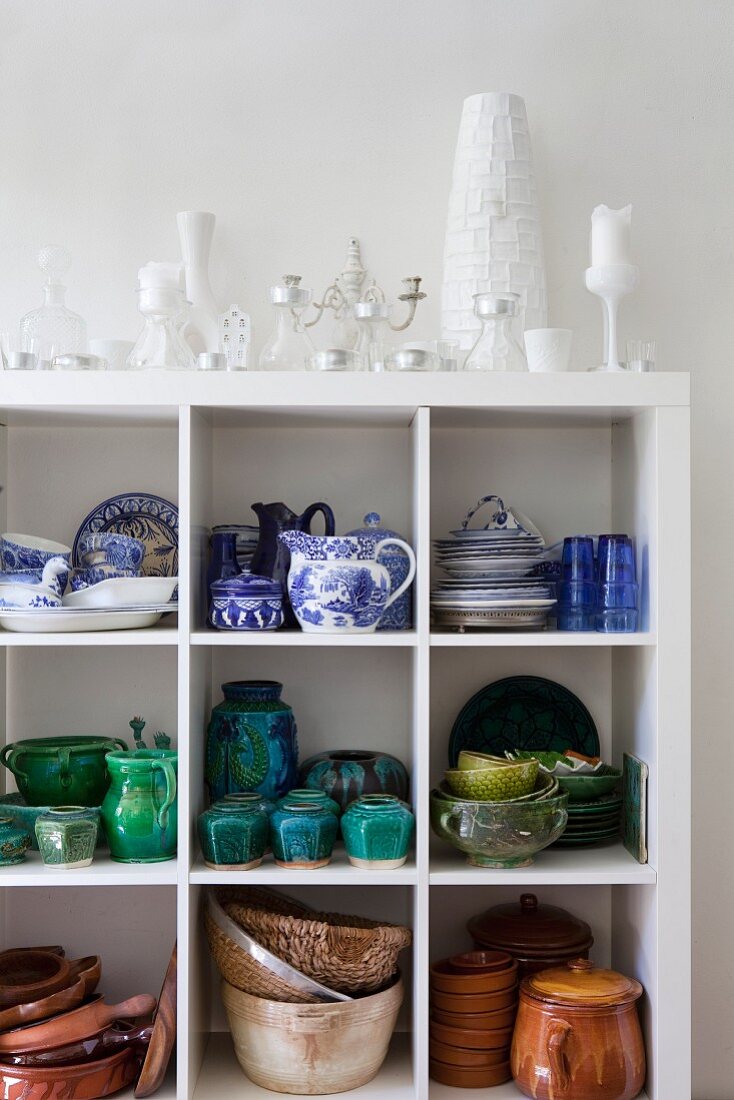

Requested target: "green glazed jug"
[{"left": 102, "top": 749, "right": 177, "bottom": 863}]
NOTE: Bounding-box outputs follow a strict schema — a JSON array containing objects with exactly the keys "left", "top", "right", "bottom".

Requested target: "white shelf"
[
  {"left": 429, "top": 1082, "right": 646, "bottom": 1099},
  {"left": 191, "top": 629, "right": 418, "bottom": 647},
  {"left": 1, "top": 851, "right": 179, "bottom": 886},
  {"left": 0, "top": 624, "right": 178, "bottom": 646},
  {"left": 190, "top": 848, "right": 418, "bottom": 886},
  {"left": 430, "top": 631, "right": 656, "bottom": 647},
  {"left": 193, "top": 1031, "right": 413, "bottom": 1100},
  {"left": 429, "top": 843, "right": 656, "bottom": 886}
]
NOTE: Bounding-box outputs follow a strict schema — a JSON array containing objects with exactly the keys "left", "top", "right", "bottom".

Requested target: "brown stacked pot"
[
  {"left": 429, "top": 950, "right": 517, "bottom": 1088},
  {"left": 467, "top": 892, "right": 594, "bottom": 976}
]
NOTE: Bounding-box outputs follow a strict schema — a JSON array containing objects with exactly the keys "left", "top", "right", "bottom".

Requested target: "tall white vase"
[
  {"left": 441, "top": 93, "right": 548, "bottom": 351},
  {"left": 177, "top": 210, "right": 220, "bottom": 354}
]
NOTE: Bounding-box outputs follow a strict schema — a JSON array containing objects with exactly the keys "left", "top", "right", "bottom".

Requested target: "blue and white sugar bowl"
[
  {"left": 345, "top": 513, "right": 414, "bottom": 630},
  {"left": 210, "top": 573, "right": 284, "bottom": 631}
]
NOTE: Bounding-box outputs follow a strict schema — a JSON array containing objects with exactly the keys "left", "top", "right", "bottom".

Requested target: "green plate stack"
[{"left": 552, "top": 791, "right": 622, "bottom": 847}]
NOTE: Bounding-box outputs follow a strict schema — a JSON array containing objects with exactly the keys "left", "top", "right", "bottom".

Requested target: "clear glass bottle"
[
  {"left": 463, "top": 293, "right": 528, "bottom": 372},
  {"left": 258, "top": 276, "right": 315, "bottom": 371},
  {"left": 126, "top": 262, "right": 196, "bottom": 371},
  {"left": 354, "top": 300, "right": 392, "bottom": 372},
  {"left": 20, "top": 246, "right": 86, "bottom": 355}
]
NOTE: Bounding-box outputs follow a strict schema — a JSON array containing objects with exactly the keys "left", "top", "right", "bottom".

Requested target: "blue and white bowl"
[
  {"left": 1, "top": 533, "right": 71, "bottom": 574},
  {"left": 78, "top": 533, "right": 146, "bottom": 573},
  {"left": 0, "top": 568, "right": 68, "bottom": 598},
  {"left": 70, "top": 565, "right": 138, "bottom": 592},
  {"left": 210, "top": 574, "right": 283, "bottom": 631}
]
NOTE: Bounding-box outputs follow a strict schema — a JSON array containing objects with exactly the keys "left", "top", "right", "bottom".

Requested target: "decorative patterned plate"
[
  {"left": 73, "top": 494, "right": 178, "bottom": 577},
  {"left": 448, "top": 676, "right": 600, "bottom": 766}
]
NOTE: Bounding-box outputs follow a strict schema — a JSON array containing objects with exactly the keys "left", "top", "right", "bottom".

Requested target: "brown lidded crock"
[
  {"left": 511, "top": 958, "right": 646, "bottom": 1100},
  {"left": 468, "top": 892, "right": 594, "bottom": 977},
  {"left": 430, "top": 955, "right": 517, "bottom": 994},
  {"left": 429, "top": 1057, "right": 512, "bottom": 1087}
]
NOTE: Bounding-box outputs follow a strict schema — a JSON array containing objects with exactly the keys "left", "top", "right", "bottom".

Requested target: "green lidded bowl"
[
  {"left": 0, "top": 736, "right": 128, "bottom": 807},
  {"left": 445, "top": 758, "right": 541, "bottom": 802},
  {"left": 430, "top": 785, "right": 569, "bottom": 868},
  {"left": 556, "top": 765, "right": 622, "bottom": 802}
]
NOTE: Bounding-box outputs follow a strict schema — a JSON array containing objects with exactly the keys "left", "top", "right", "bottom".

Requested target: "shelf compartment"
[
  {"left": 193, "top": 1030, "right": 412, "bottom": 1100},
  {"left": 192, "top": 629, "right": 418, "bottom": 647},
  {"left": 0, "top": 852, "right": 179, "bottom": 886},
  {"left": 429, "top": 843, "right": 655, "bottom": 886},
  {"left": 430, "top": 631, "right": 656, "bottom": 647},
  {"left": 190, "top": 848, "right": 418, "bottom": 886}
]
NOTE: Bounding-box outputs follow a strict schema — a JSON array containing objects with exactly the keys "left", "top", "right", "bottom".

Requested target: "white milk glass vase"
[{"left": 177, "top": 210, "right": 220, "bottom": 354}]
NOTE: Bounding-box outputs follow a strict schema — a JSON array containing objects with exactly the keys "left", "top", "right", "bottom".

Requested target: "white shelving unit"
[{"left": 0, "top": 372, "right": 690, "bottom": 1100}]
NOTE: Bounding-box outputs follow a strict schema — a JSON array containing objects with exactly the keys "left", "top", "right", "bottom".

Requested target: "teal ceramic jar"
[
  {"left": 277, "top": 789, "right": 341, "bottom": 818},
  {"left": 198, "top": 800, "right": 269, "bottom": 871},
  {"left": 0, "top": 736, "right": 128, "bottom": 807},
  {"left": 341, "top": 795, "right": 415, "bottom": 869},
  {"left": 0, "top": 815, "right": 32, "bottom": 866},
  {"left": 102, "top": 749, "right": 178, "bottom": 864},
  {"left": 270, "top": 798, "right": 338, "bottom": 869},
  {"left": 34, "top": 806, "right": 99, "bottom": 870},
  {"left": 222, "top": 792, "right": 277, "bottom": 817}
]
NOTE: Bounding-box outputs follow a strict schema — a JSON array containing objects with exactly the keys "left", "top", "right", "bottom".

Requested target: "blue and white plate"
[{"left": 73, "top": 494, "right": 178, "bottom": 577}]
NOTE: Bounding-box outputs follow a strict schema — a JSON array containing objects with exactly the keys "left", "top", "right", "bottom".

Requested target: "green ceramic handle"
[
  {"left": 0, "top": 743, "right": 29, "bottom": 785},
  {"left": 57, "top": 747, "right": 72, "bottom": 789},
  {"left": 153, "top": 759, "right": 177, "bottom": 830},
  {"left": 112, "top": 738, "right": 128, "bottom": 752}
]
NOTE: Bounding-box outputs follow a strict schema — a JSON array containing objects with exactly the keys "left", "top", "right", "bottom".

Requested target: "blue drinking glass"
[
  {"left": 561, "top": 536, "right": 595, "bottom": 582},
  {"left": 598, "top": 535, "right": 636, "bottom": 584},
  {"left": 597, "top": 536, "right": 638, "bottom": 632},
  {"left": 557, "top": 578, "right": 597, "bottom": 631}
]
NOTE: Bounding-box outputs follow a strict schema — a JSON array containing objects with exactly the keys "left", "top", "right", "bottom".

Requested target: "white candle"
[{"left": 590, "top": 204, "right": 633, "bottom": 266}]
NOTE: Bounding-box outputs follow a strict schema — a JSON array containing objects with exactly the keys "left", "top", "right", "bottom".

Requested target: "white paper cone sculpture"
[{"left": 441, "top": 92, "right": 548, "bottom": 350}]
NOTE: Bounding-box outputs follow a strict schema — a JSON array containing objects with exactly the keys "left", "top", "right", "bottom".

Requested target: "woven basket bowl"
[{"left": 217, "top": 886, "right": 412, "bottom": 996}]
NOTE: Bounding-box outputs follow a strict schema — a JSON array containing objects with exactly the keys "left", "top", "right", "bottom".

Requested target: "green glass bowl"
[
  {"left": 556, "top": 765, "right": 622, "bottom": 802},
  {"left": 442, "top": 768, "right": 555, "bottom": 804},
  {"left": 430, "top": 785, "right": 569, "bottom": 868}
]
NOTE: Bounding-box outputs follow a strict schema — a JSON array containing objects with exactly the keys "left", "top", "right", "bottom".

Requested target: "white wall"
[{"left": 0, "top": 1, "right": 726, "bottom": 1094}]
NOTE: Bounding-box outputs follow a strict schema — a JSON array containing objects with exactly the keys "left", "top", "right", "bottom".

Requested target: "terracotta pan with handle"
[
  {"left": 0, "top": 1044, "right": 144, "bottom": 1100},
  {"left": 0, "top": 993, "right": 157, "bottom": 1054}
]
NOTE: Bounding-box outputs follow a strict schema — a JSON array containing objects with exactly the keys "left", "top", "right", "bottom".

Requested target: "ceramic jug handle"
[
  {"left": 0, "top": 744, "right": 28, "bottom": 784},
  {"left": 301, "top": 502, "right": 335, "bottom": 535},
  {"left": 153, "top": 760, "right": 177, "bottom": 830},
  {"left": 376, "top": 538, "right": 417, "bottom": 609},
  {"left": 461, "top": 495, "right": 507, "bottom": 531},
  {"left": 57, "top": 747, "right": 73, "bottom": 790},
  {"left": 113, "top": 738, "right": 128, "bottom": 752},
  {"left": 547, "top": 1017, "right": 572, "bottom": 1093}
]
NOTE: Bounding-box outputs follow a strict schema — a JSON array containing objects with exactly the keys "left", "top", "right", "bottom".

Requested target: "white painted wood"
[{"left": 0, "top": 377, "right": 689, "bottom": 1100}]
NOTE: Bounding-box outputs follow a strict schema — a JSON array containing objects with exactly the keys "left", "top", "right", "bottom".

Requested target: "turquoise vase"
[
  {"left": 205, "top": 681, "right": 299, "bottom": 802},
  {"left": 341, "top": 795, "right": 415, "bottom": 869},
  {"left": 276, "top": 788, "right": 341, "bottom": 817},
  {"left": 198, "top": 800, "right": 269, "bottom": 870},
  {"left": 270, "top": 798, "right": 338, "bottom": 869},
  {"left": 34, "top": 806, "right": 99, "bottom": 870},
  {"left": 222, "top": 792, "right": 277, "bottom": 816},
  {"left": 0, "top": 815, "right": 32, "bottom": 866}
]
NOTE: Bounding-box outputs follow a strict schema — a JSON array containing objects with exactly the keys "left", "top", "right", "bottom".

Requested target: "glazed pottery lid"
[
  {"left": 467, "top": 893, "right": 593, "bottom": 958},
  {"left": 524, "top": 958, "right": 643, "bottom": 1007},
  {"left": 210, "top": 573, "right": 281, "bottom": 597},
  {"left": 345, "top": 513, "right": 408, "bottom": 554}
]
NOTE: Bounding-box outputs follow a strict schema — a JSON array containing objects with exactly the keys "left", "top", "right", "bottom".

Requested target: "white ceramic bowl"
[{"left": 62, "top": 576, "right": 178, "bottom": 610}]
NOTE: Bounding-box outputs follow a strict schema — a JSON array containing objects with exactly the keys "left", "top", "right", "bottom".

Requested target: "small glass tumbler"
[
  {"left": 599, "top": 535, "right": 636, "bottom": 583},
  {"left": 561, "top": 536, "right": 595, "bottom": 581},
  {"left": 557, "top": 580, "right": 597, "bottom": 631},
  {"left": 437, "top": 341, "right": 459, "bottom": 371},
  {"left": 626, "top": 340, "right": 656, "bottom": 373},
  {"left": 597, "top": 534, "right": 638, "bottom": 632}
]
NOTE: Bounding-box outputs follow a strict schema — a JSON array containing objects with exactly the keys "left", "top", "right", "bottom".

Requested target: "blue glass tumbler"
[
  {"left": 597, "top": 535, "right": 638, "bottom": 632},
  {"left": 557, "top": 537, "right": 596, "bottom": 630}
]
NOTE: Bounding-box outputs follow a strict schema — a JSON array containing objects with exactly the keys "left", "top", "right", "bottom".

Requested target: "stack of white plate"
[{"left": 431, "top": 503, "right": 556, "bottom": 629}]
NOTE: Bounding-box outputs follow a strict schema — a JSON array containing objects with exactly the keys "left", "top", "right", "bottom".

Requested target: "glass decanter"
[
  {"left": 354, "top": 300, "right": 392, "bottom": 372},
  {"left": 20, "top": 246, "right": 86, "bottom": 355},
  {"left": 126, "top": 262, "right": 195, "bottom": 370},
  {"left": 463, "top": 293, "right": 528, "bottom": 372},
  {"left": 258, "top": 276, "right": 315, "bottom": 371}
]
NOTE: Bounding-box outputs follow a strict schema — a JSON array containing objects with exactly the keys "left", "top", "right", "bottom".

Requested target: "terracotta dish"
[
  {"left": 0, "top": 977, "right": 86, "bottom": 1032},
  {"left": 0, "top": 994, "right": 157, "bottom": 1054},
  {"left": 135, "top": 942, "right": 177, "bottom": 1098},
  {"left": 0, "top": 950, "right": 73, "bottom": 1009},
  {"left": 429, "top": 1038, "right": 508, "bottom": 1068},
  {"left": 429, "top": 1057, "right": 512, "bottom": 1087},
  {"left": 0, "top": 946, "right": 65, "bottom": 959},
  {"left": 468, "top": 892, "right": 593, "bottom": 976},
  {"left": 430, "top": 1019, "right": 514, "bottom": 1051},
  {"left": 430, "top": 957, "right": 518, "bottom": 994},
  {"left": 0, "top": 1045, "right": 144, "bottom": 1100},
  {"left": 430, "top": 986, "right": 517, "bottom": 1014},
  {"left": 448, "top": 950, "right": 513, "bottom": 973},
  {"left": 5, "top": 1018, "right": 153, "bottom": 1067},
  {"left": 431, "top": 1003, "right": 517, "bottom": 1030}
]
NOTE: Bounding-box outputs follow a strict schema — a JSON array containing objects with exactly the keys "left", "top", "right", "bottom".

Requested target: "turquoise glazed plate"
[{"left": 448, "top": 676, "right": 600, "bottom": 766}]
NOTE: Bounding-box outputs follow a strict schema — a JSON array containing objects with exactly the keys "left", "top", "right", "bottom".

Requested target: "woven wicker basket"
[{"left": 213, "top": 886, "right": 412, "bottom": 996}]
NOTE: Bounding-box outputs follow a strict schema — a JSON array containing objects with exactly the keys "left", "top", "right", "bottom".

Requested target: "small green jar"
[
  {"left": 35, "top": 806, "right": 99, "bottom": 870},
  {"left": 222, "top": 792, "right": 277, "bottom": 816},
  {"left": 198, "top": 800, "right": 269, "bottom": 870},
  {"left": 276, "top": 789, "right": 341, "bottom": 817},
  {"left": 341, "top": 794, "right": 415, "bottom": 869},
  {"left": 270, "top": 798, "right": 338, "bottom": 870},
  {"left": 102, "top": 749, "right": 177, "bottom": 864},
  {"left": 0, "top": 816, "right": 32, "bottom": 866}
]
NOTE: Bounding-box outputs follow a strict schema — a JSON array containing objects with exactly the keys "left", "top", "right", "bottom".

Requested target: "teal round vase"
[
  {"left": 102, "top": 749, "right": 178, "bottom": 864},
  {"left": 222, "top": 792, "right": 277, "bottom": 816},
  {"left": 34, "top": 806, "right": 99, "bottom": 870},
  {"left": 341, "top": 795, "right": 415, "bottom": 869},
  {"left": 0, "top": 815, "right": 32, "bottom": 866},
  {"left": 270, "top": 799, "right": 338, "bottom": 870},
  {"left": 205, "top": 681, "right": 299, "bottom": 802},
  {"left": 298, "top": 749, "right": 408, "bottom": 812},
  {"left": 198, "top": 800, "right": 269, "bottom": 871}
]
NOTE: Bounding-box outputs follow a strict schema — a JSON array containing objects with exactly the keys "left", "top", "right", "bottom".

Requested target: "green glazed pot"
[
  {"left": 35, "top": 806, "right": 99, "bottom": 870},
  {"left": 0, "top": 794, "right": 105, "bottom": 851},
  {"left": 0, "top": 815, "right": 32, "bottom": 866},
  {"left": 341, "top": 795, "right": 415, "bottom": 869},
  {"left": 276, "top": 789, "right": 341, "bottom": 817},
  {"left": 102, "top": 749, "right": 177, "bottom": 864},
  {"left": 221, "top": 792, "right": 277, "bottom": 816},
  {"left": 198, "top": 800, "right": 269, "bottom": 870},
  {"left": 0, "top": 736, "right": 128, "bottom": 807},
  {"left": 270, "top": 799, "right": 338, "bottom": 869}
]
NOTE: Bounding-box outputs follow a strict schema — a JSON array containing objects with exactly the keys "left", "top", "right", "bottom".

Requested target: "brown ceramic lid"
[
  {"left": 524, "top": 958, "right": 643, "bottom": 1007},
  {"left": 467, "top": 892, "right": 593, "bottom": 958}
]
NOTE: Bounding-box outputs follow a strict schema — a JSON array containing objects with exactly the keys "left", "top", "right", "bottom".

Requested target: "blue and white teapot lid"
[{"left": 345, "top": 513, "right": 408, "bottom": 557}]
